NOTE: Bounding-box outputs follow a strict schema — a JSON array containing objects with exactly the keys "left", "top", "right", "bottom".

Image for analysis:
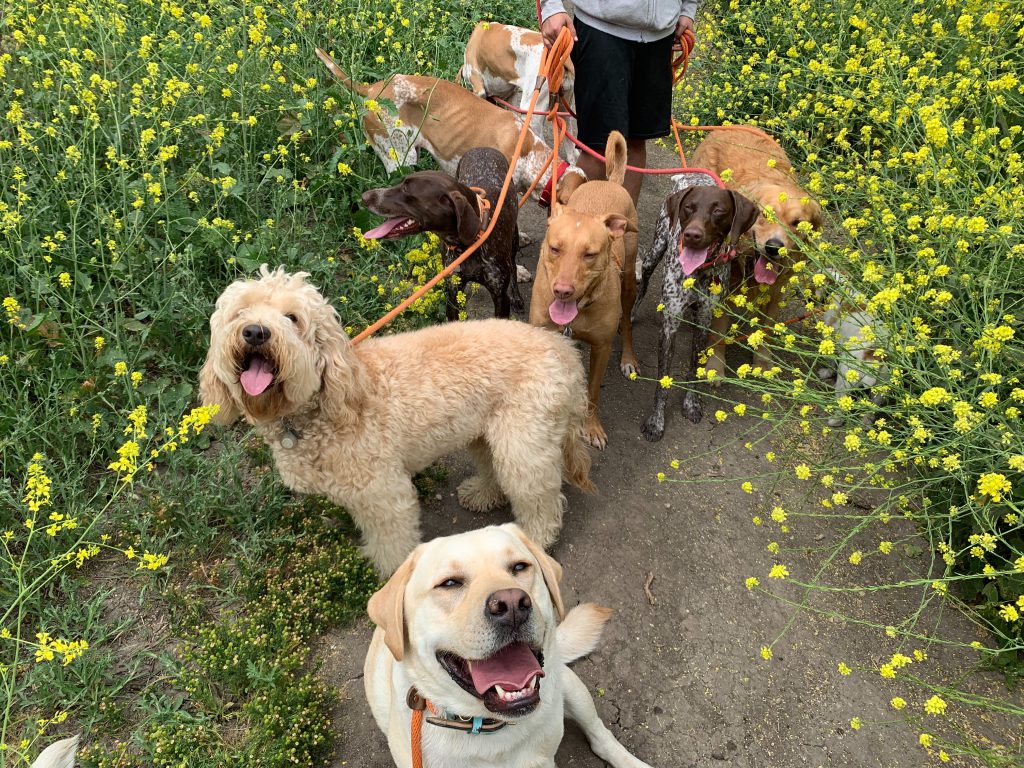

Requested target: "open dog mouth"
[
  {"left": 362, "top": 216, "right": 423, "bottom": 240},
  {"left": 238, "top": 351, "right": 278, "bottom": 396},
  {"left": 677, "top": 237, "right": 722, "bottom": 276},
  {"left": 436, "top": 642, "right": 545, "bottom": 715}
]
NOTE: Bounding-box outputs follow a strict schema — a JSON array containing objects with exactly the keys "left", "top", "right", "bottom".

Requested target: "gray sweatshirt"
[{"left": 540, "top": 0, "right": 699, "bottom": 43}]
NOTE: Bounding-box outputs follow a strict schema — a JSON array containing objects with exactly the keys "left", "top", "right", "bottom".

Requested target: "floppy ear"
[
  {"left": 556, "top": 169, "right": 585, "bottom": 205},
  {"left": 199, "top": 344, "right": 241, "bottom": 425},
  {"left": 507, "top": 525, "right": 565, "bottom": 621},
  {"left": 444, "top": 190, "right": 481, "bottom": 246},
  {"left": 314, "top": 303, "right": 364, "bottom": 417},
  {"left": 367, "top": 550, "right": 419, "bottom": 661},
  {"left": 727, "top": 190, "right": 760, "bottom": 247},
  {"left": 807, "top": 198, "right": 824, "bottom": 232},
  {"left": 602, "top": 213, "right": 629, "bottom": 240},
  {"left": 666, "top": 186, "right": 695, "bottom": 234}
]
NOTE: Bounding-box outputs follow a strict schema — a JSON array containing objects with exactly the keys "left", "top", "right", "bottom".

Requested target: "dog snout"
[
  {"left": 682, "top": 226, "right": 706, "bottom": 247},
  {"left": 764, "top": 238, "right": 785, "bottom": 257},
  {"left": 242, "top": 324, "right": 271, "bottom": 347},
  {"left": 485, "top": 588, "right": 532, "bottom": 629},
  {"left": 552, "top": 282, "right": 575, "bottom": 301},
  {"left": 361, "top": 189, "right": 381, "bottom": 207}
]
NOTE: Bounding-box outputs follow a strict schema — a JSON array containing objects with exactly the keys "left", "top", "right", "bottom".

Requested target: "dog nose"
[
  {"left": 552, "top": 283, "right": 575, "bottom": 301},
  {"left": 682, "top": 227, "right": 705, "bottom": 247},
  {"left": 765, "top": 238, "right": 785, "bottom": 256},
  {"left": 361, "top": 189, "right": 379, "bottom": 206},
  {"left": 485, "top": 588, "right": 532, "bottom": 628},
  {"left": 242, "top": 324, "right": 271, "bottom": 347}
]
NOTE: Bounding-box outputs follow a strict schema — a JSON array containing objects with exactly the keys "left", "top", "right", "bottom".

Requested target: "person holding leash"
[{"left": 540, "top": 1, "right": 698, "bottom": 205}]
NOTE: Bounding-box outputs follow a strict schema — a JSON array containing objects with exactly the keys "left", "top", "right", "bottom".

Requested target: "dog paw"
[
  {"left": 457, "top": 476, "right": 507, "bottom": 512},
  {"left": 640, "top": 415, "right": 665, "bottom": 442},
  {"left": 827, "top": 414, "right": 844, "bottom": 427},
  {"left": 584, "top": 419, "right": 608, "bottom": 450},
  {"left": 681, "top": 395, "right": 704, "bottom": 424},
  {"left": 620, "top": 358, "right": 639, "bottom": 379},
  {"left": 518, "top": 232, "right": 534, "bottom": 248},
  {"left": 705, "top": 356, "right": 726, "bottom": 387}
]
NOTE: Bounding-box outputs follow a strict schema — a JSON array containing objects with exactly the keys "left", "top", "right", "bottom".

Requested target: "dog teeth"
[
  {"left": 495, "top": 685, "right": 506, "bottom": 696},
  {"left": 492, "top": 681, "right": 536, "bottom": 702}
]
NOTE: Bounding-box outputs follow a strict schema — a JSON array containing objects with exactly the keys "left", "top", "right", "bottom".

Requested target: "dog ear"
[
  {"left": 199, "top": 339, "right": 241, "bottom": 425},
  {"left": 367, "top": 550, "right": 419, "bottom": 661},
  {"left": 601, "top": 213, "right": 630, "bottom": 241},
  {"left": 556, "top": 170, "right": 585, "bottom": 205},
  {"left": 666, "top": 186, "right": 695, "bottom": 234},
  {"left": 314, "top": 303, "right": 364, "bottom": 416},
  {"left": 507, "top": 525, "right": 565, "bottom": 621},
  {"left": 807, "top": 198, "right": 824, "bottom": 232},
  {"left": 444, "top": 190, "right": 482, "bottom": 246},
  {"left": 726, "top": 190, "right": 760, "bottom": 247}
]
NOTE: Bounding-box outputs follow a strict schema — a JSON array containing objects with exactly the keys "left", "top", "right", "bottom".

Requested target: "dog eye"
[
  {"left": 582, "top": 252, "right": 597, "bottom": 260},
  {"left": 549, "top": 245, "right": 561, "bottom": 255},
  {"left": 511, "top": 562, "right": 530, "bottom": 574},
  {"left": 436, "top": 577, "right": 463, "bottom": 589},
  {"left": 285, "top": 313, "right": 298, "bottom": 323}
]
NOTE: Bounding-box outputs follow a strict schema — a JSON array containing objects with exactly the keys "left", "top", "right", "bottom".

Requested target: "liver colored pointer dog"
[
  {"left": 362, "top": 147, "right": 524, "bottom": 320},
  {"left": 635, "top": 179, "right": 758, "bottom": 439}
]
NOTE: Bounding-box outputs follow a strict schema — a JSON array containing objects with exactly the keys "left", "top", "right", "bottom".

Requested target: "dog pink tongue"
[
  {"left": 239, "top": 354, "right": 274, "bottom": 396},
  {"left": 549, "top": 299, "right": 578, "bottom": 326},
  {"left": 468, "top": 643, "right": 544, "bottom": 695},
  {"left": 754, "top": 255, "right": 778, "bottom": 285},
  {"left": 363, "top": 217, "right": 410, "bottom": 239},
  {"left": 678, "top": 246, "right": 709, "bottom": 275}
]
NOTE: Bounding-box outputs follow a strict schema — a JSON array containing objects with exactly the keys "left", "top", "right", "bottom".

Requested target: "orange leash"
[{"left": 351, "top": 27, "right": 574, "bottom": 345}]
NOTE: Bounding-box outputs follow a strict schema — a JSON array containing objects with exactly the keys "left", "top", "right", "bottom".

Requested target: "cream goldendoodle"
[{"left": 200, "top": 266, "right": 594, "bottom": 573}]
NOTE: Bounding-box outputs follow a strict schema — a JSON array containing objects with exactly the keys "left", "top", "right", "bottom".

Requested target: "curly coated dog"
[
  {"left": 362, "top": 147, "right": 524, "bottom": 321},
  {"left": 199, "top": 266, "right": 594, "bottom": 574}
]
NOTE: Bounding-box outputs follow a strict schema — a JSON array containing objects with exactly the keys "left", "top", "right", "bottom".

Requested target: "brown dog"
[
  {"left": 690, "top": 128, "right": 823, "bottom": 373},
  {"left": 316, "top": 49, "right": 585, "bottom": 205},
  {"left": 530, "top": 132, "right": 639, "bottom": 450}
]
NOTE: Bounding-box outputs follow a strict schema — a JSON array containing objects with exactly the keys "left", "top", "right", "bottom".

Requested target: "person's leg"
[
  {"left": 577, "top": 149, "right": 606, "bottom": 182},
  {"left": 624, "top": 138, "right": 647, "bottom": 205}
]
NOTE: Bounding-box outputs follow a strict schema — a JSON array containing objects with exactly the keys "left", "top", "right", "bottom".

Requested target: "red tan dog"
[
  {"left": 530, "top": 132, "right": 639, "bottom": 450},
  {"left": 316, "top": 49, "right": 585, "bottom": 205},
  {"left": 690, "top": 128, "right": 823, "bottom": 374}
]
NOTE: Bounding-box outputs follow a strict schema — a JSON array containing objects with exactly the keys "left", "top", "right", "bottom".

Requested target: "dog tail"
[
  {"left": 315, "top": 48, "right": 373, "bottom": 96},
  {"left": 557, "top": 603, "right": 612, "bottom": 663},
  {"left": 604, "top": 130, "right": 627, "bottom": 187},
  {"left": 30, "top": 735, "right": 78, "bottom": 768},
  {"left": 563, "top": 420, "right": 596, "bottom": 494}
]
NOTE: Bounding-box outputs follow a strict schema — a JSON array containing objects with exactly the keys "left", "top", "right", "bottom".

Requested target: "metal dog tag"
[{"left": 562, "top": 325, "right": 572, "bottom": 339}]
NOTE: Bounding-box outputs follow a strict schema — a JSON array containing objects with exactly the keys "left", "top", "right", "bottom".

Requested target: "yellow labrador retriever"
[{"left": 364, "top": 524, "right": 654, "bottom": 768}]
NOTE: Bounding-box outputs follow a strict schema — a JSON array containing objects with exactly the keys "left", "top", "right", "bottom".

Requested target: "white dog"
[
  {"left": 819, "top": 276, "right": 888, "bottom": 426},
  {"left": 364, "top": 524, "right": 654, "bottom": 768},
  {"left": 30, "top": 736, "right": 78, "bottom": 768},
  {"left": 200, "top": 267, "right": 594, "bottom": 573}
]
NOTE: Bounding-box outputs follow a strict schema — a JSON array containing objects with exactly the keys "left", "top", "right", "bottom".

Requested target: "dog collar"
[{"left": 407, "top": 686, "right": 508, "bottom": 737}]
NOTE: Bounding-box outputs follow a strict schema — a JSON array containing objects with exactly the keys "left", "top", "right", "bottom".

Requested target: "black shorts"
[{"left": 571, "top": 16, "right": 675, "bottom": 149}]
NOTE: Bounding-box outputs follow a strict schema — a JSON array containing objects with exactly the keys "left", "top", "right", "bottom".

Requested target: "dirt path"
[{"left": 318, "top": 145, "right": 1014, "bottom": 767}]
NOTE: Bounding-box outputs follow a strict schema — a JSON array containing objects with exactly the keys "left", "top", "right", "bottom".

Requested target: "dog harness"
[{"left": 407, "top": 687, "right": 507, "bottom": 768}]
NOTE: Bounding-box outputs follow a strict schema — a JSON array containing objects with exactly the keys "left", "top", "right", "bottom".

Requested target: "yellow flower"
[
  {"left": 769, "top": 564, "right": 789, "bottom": 579},
  {"left": 114, "top": 361, "right": 128, "bottom": 376},
  {"left": 745, "top": 577, "right": 759, "bottom": 590},
  {"left": 977, "top": 473, "right": 1011, "bottom": 502},
  {"left": 659, "top": 375, "right": 674, "bottom": 389},
  {"left": 890, "top": 697, "right": 906, "bottom": 710},
  {"left": 923, "top": 695, "right": 947, "bottom": 716},
  {"left": 919, "top": 733, "right": 933, "bottom": 748},
  {"left": 794, "top": 464, "right": 811, "bottom": 480},
  {"left": 838, "top": 662, "right": 851, "bottom": 676},
  {"left": 760, "top": 645, "right": 772, "bottom": 660},
  {"left": 850, "top": 717, "right": 862, "bottom": 731}
]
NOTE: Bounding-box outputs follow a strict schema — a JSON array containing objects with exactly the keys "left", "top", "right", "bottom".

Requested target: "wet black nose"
[
  {"left": 242, "top": 324, "right": 271, "bottom": 347},
  {"left": 485, "top": 589, "right": 532, "bottom": 628},
  {"left": 765, "top": 238, "right": 785, "bottom": 256}
]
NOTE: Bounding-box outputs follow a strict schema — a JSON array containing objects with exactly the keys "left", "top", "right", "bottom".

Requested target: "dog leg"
[
  {"left": 487, "top": 427, "right": 565, "bottom": 549},
  {"left": 584, "top": 343, "right": 612, "bottom": 449},
  {"left": 444, "top": 280, "right": 461, "bottom": 322},
  {"left": 349, "top": 476, "right": 422, "bottom": 574},
  {"left": 641, "top": 310, "right": 682, "bottom": 442},
  {"left": 618, "top": 247, "right": 640, "bottom": 378},
  {"left": 754, "top": 278, "right": 785, "bottom": 370},
  {"left": 458, "top": 438, "right": 508, "bottom": 512},
  {"left": 563, "top": 669, "right": 653, "bottom": 768},
  {"left": 681, "top": 300, "right": 714, "bottom": 424},
  {"left": 705, "top": 308, "right": 731, "bottom": 386}
]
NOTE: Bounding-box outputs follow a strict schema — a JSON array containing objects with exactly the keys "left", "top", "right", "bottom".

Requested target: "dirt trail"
[{"left": 318, "top": 145, "right": 1015, "bottom": 767}]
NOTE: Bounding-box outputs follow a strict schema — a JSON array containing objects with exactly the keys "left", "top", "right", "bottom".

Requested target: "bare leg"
[{"left": 623, "top": 139, "right": 646, "bottom": 207}]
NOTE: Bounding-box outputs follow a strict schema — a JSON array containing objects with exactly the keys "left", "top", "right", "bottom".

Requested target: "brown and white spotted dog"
[
  {"left": 315, "top": 49, "right": 585, "bottom": 205},
  {"left": 462, "top": 22, "right": 577, "bottom": 161},
  {"left": 634, "top": 177, "right": 759, "bottom": 440},
  {"left": 362, "top": 147, "right": 524, "bottom": 321}
]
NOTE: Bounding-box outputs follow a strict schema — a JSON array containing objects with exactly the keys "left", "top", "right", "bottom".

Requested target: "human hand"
[
  {"left": 674, "top": 15, "right": 695, "bottom": 48},
  {"left": 541, "top": 12, "right": 577, "bottom": 48}
]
